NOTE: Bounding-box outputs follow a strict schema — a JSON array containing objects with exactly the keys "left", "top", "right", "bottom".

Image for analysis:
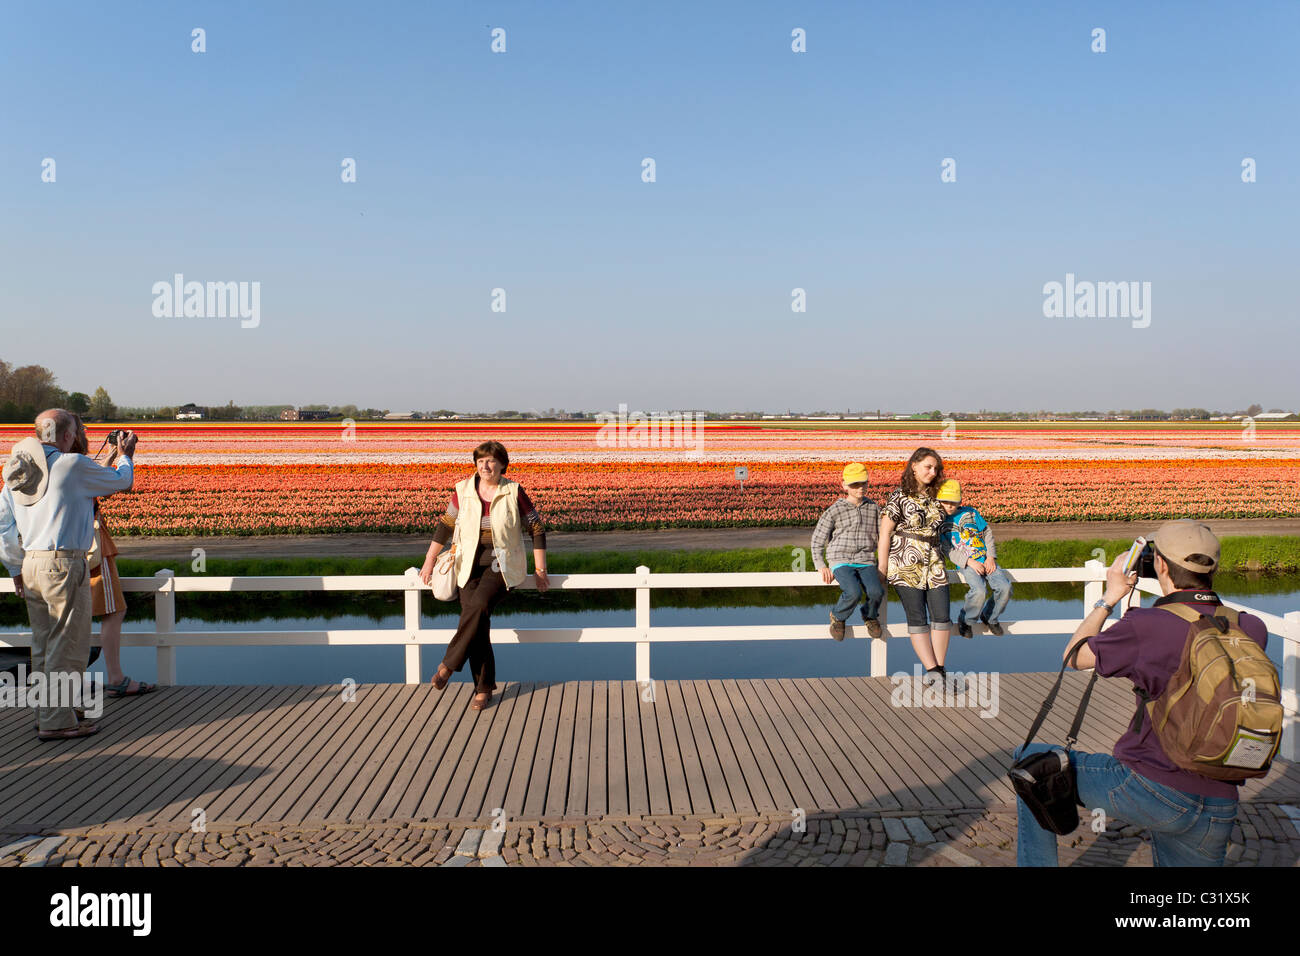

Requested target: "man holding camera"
[
  {"left": 1015, "top": 520, "right": 1268, "bottom": 866},
  {"left": 0, "top": 410, "right": 136, "bottom": 739}
]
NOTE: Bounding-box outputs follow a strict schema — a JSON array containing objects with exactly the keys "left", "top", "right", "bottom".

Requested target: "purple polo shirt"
[{"left": 1088, "top": 590, "right": 1269, "bottom": 800}]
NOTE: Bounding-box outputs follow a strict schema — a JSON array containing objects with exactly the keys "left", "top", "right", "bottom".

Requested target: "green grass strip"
[{"left": 112, "top": 535, "right": 1300, "bottom": 578}]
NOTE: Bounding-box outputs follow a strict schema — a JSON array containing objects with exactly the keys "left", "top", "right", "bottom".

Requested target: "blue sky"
[{"left": 2, "top": 1, "right": 1296, "bottom": 413}]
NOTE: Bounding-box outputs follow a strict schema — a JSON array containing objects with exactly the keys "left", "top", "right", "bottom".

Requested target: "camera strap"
[{"left": 1019, "top": 636, "right": 1099, "bottom": 751}]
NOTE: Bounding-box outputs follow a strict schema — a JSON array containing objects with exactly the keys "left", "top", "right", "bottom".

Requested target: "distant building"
[
  {"left": 1254, "top": 411, "right": 1295, "bottom": 420},
  {"left": 384, "top": 412, "right": 416, "bottom": 420},
  {"left": 175, "top": 403, "right": 204, "bottom": 421},
  {"left": 280, "top": 408, "right": 299, "bottom": 421}
]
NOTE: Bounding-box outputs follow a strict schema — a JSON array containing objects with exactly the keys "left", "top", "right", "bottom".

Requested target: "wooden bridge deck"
[{"left": 2, "top": 675, "right": 1297, "bottom": 832}]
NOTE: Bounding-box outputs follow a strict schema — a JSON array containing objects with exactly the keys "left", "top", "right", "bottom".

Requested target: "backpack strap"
[
  {"left": 1156, "top": 602, "right": 1203, "bottom": 624},
  {"left": 1020, "top": 636, "right": 1098, "bottom": 752}
]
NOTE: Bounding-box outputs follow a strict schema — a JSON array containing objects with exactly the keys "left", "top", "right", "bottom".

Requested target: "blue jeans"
[
  {"left": 831, "top": 565, "right": 884, "bottom": 622},
  {"left": 958, "top": 566, "right": 1013, "bottom": 625},
  {"left": 1013, "top": 743, "right": 1239, "bottom": 866}
]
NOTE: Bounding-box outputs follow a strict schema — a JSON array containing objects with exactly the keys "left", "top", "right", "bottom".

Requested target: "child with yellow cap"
[
  {"left": 811, "top": 463, "right": 884, "bottom": 641},
  {"left": 937, "top": 480, "right": 1013, "bottom": 637}
]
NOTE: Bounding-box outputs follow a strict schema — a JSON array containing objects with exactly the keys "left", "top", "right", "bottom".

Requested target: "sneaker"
[
  {"left": 865, "top": 618, "right": 882, "bottom": 639},
  {"left": 922, "top": 666, "right": 943, "bottom": 688},
  {"left": 980, "top": 616, "right": 1004, "bottom": 636},
  {"left": 945, "top": 670, "right": 966, "bottom": 694},
  {"left": 958, "top": 620, "right": 973, "bottom": 639},
  {"left": 829, "top": 612, "right": 846, "bottom": 642}
]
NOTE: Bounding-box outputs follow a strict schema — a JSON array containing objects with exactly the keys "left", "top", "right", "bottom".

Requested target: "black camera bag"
[{"left": 1007, "top": 637, "right": 1098, "bottom": 836}]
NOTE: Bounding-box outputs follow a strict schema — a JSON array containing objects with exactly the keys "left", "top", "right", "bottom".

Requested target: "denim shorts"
[{"left": 894, "top": 584, "right": 951, "bottom": 634}]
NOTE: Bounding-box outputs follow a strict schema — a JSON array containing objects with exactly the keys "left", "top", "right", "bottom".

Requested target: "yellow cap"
[
  {"left": 936, "top": 480, "right": 962, "bottom": 503},
  {"left": 842, "top": 462, "right": 868, "bottom": 484}
]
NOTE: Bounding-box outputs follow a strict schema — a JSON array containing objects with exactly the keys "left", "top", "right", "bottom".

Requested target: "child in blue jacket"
[{"left": 937, "top": 480, "right": 1013, "bottom": 637}]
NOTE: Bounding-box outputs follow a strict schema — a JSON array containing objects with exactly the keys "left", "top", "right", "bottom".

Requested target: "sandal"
[
  {"left": 432, "top": 663, "right": 452, "bottom": 691},
  {"left": 470, "top": 690, "right": 492, "bottom": 711},
  {"left": 38, "top": 721, "right": 100, "bottom": 741},
  {"left": 106, "top": 676, "right": 156, "bottom": 698}
]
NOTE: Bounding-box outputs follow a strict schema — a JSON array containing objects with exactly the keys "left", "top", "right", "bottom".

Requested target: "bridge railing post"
[
  {"left": 1083, "top": 559, "right": 1104, "bottom": 616},
  {"left": 154, "top": 569, "right": 176, "bottom": 686},
  {"left": 404, "top": 568, "right": 422, "bottom": 685},
  {"left": 871, "top": 596, "right": 888, "bottom": 678},
  {"left": 635, "top": 565, "right": 651, "bottom": 686},
  {"left": 1284, "top": 611, "right": 1300, "bottom": 763}
]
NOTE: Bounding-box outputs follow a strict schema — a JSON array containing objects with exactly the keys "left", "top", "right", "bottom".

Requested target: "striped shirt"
[{"left": 431, "top": 478, "right": 546, "bottom": 551}]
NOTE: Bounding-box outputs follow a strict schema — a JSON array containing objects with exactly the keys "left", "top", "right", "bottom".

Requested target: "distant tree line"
[{"left": 0, "top": 357, "right": 1291, "bottom": 423}]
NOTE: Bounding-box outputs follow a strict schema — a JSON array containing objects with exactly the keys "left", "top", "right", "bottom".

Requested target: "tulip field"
[{"left": 4, "top": 422, "right": 1297, "bottom": 535}]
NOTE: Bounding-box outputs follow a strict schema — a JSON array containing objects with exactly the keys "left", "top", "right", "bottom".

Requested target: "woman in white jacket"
[{"left": 419, "top": 441, "right": 549, "bottom": 711}]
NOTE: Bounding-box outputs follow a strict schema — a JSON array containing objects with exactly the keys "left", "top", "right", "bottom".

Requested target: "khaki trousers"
[{"left": 23, "top": 550, "right": 92, "bottom": 732}]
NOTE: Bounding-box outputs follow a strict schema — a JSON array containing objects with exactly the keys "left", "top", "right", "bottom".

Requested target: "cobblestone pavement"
[{"left": 3, "top": 804, "right": 1297, "bottom": 867}]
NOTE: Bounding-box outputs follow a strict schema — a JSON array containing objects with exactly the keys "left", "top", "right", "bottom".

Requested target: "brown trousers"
[
  {"left": 23, "top": 550, "right": 93, "bottom": 732},
  {"left": 442, "top": 549, "right": 508, "bottom": 693}
]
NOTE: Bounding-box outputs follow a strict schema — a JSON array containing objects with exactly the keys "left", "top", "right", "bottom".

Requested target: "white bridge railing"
[{"left": 1, "top": 560, "right": 1296, "bottom": 761}]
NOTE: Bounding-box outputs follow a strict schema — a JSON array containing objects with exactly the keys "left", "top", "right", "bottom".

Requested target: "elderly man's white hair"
[{"left": 34, "top": 409, "right": 75, "bottom": 444}]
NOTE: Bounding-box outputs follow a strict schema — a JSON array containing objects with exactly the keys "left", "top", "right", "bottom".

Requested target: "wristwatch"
[{"left": 1092, "top": 598, "right": 1114, "bottom": 615}]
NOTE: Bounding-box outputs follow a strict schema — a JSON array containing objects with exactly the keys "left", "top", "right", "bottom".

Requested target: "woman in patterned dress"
[{"left": 877, "top": 447, "right": 954, "bottom": 686}]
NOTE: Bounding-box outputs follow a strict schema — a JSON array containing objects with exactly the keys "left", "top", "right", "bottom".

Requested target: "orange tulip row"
[{"left": 94, "top": 458, "right": 1299, "bottom": 535}]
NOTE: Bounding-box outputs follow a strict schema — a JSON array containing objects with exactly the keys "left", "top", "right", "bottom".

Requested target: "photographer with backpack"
[{"left": 1014, "top": 520, "right": 1282, "bottom": 867}]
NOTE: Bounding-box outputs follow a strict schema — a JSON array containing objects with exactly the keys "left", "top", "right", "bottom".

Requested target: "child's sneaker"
[
  {"left": 980, "top": 616, "right": 1004, "bottom": 636},
  {"left": 829, "top": 612, "right": 846, "bottom": 642},
  {"left": 958, "top": 619, "right": 973, "bottom": 639},
  {"left": 865, "top": 618, "right": 882, "bottom": 639}
]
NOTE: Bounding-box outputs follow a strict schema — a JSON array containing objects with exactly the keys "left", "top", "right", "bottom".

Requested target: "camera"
[
  {"left": 1122, "top": 537, "right": 1158, "bottom": 580},
  {"left": 106, "top": 429, "right": 128, "bottom": 447},
  {"left": 1135, "top": 541, "right": 1157, "bottom": 579}
]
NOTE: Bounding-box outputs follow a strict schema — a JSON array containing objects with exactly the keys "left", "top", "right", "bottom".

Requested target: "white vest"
[{"left": 453, "top": 475, "right": 528, "bottom": 589}]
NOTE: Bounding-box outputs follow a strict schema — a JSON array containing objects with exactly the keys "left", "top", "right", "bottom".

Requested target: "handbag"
[
  {"left": 87, "top": 518, "right": 103, "bottom": 572},
  {"left": 431, "top": 544, "right": 458, "bottom": 601},
  {"left": 1006, "top": 637, "right": 1098, "bottom": 835}
]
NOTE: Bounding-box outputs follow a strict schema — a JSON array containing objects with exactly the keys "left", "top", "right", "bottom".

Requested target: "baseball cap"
[
  {"left": 842, "top": 463, "right": 868, "bottom": 484},
  {"left": 936, "top": 480, "right": 962, "bottom": 503},
  {"left": 1151, "top": 520, "right": 1220, "bottom": 573}
]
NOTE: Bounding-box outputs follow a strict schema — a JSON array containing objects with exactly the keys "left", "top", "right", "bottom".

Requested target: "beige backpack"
[{"left": 1136, "top": 604, "right": 1282, "bottom": 782}]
